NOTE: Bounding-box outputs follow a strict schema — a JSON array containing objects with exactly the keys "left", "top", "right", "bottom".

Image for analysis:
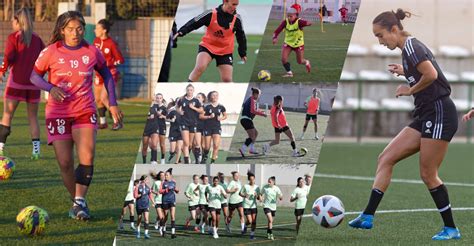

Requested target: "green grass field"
[
  {"left": 251, "top": 21, "right": 353, "bottom": 83},
  {"left": 115, "top": 203, "right": 298, "bottom": 245},
  {"left": 226, "top": 112, "right": 328, "bottom": 164},
  {"left": 169, "top": 34, "right": 262, "bottom": 82},
  {"left": 0, "top": 101, "right": 148, "bottom": 245},
  {"left": 296, "top": 143, "right": 474, "bottom": 245}
]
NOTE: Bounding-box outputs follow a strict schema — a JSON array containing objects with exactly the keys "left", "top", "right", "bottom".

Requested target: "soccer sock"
[
  {"left": 0, "top": 124, "right": 11, "bottom": 149},
  {"left": 188, "top": 79, "right": 193, "bottom": 82},
  {"left": 429, "top": 184, "right": 456, "bottom": 228},
  {"left": 142, "top": 155, "right": 147, "bottom": 163},
  {"left": 208, "top": 217, "right": 212, "bottom": 226},
  {"left": 130, "top": 215, "right": 134, "bottom": 223},
  {"left": 161, "top": 152, "right": 165, "bottom": 159},
  {"left": 98, "top": 107, "right": 107, "bottom": 124},
  {"left": 283, "top": 62, "right": 291, "bottom": 72},
  {"left": 363, "top": 188, "right": 384, "bottom": 215},
  {"left": 137, "top": 226, "right": 140, "bottom": 233},
  {"left": 244, "top": 138, "right": 252, "bottom": 147},
  {"left": 171, "top": 220, "right": 176, "bottom": 234},
  {"left": 151, "top": 149, "right": 158, "bottom": 162},
  {"left": 184, "top": 156, "right": 190, "bottom": 164},
  {"left": 194, "top": 147, "right": 201, "bottom": 163},
  {"left": 267, "top": 228, "right": 272, "bottom": 234},
  {"left": 32, "top": 138, "right": 40, "bottom": 154},
  {"left": 291, "top": 141, "right": 296, "bottom": 150},
  {"left": 196, "top": 218, "right": 201, "bottom": 226},
  {"left": 168, "top": 151, "right": 175, "bottom": 161},
  {"left": 73, "top": 196, "right": 86, "bottom": 207},
  {"left": 144, "top": 223, "right": 149, "bottom": 234},
  {"left": 241, "top": 223, "right": 245, "bottom": 231}
]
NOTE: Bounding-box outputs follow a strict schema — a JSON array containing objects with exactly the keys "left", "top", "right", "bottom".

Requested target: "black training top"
[
  {"left": 146, "top": 103, "right": 167, "bottom": 128},
  {"left": 204, "top": 103, "right": 227, "bottom": 129},
  {"left": 178, "top": 97, "right": 202, "bottom": 126},
  {"left": 167, "top": 108, "right": 181, "bottom": 134}
]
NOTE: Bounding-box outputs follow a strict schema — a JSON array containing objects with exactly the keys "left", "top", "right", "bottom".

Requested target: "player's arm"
[
  {"left": 175, "top": 10, "right": 212, "bottom": 39},
  {"left": 234, "top": 15, "right": 247, "bottom": 61},
  {"left": 462, "top": 109, "right": 474, "bottom": 122},
  {"left": 0, "top": 35, "right": 16, "bottom": 76},
  {"left": 272, "top": 20, "right": 286, "bottom": 44},
  {"left": 239, "top": 187, "right": 247, "bottom": 198},
  {"left": 133, "top": 185, "right": 140, "bottom": 199},
  {"left": 299, "top": 19, "right": 312, "bottom": 28},
  {"left": 221, "top": 187, "right": 228, "bottom": 198},
  {"left": 219, "top": 106, "right": 227, "bottom": 121},
  {"left": 275, "top": 109, "right": 281, "bottom": 128},
  {"left": 250, "top": 98, "right": 266, "bottom": 117},
  {"left": 290, "top": 191, "right": 298, "bottom": 202},
  {"left": 111, "top": 41, "right": 125, "bottom": 66},
  {"left": 396, "top": 60, "right": 438, "bottom": 97},
  {"left": 148, "top": 189, "right": 154, "bottom": 204},
  {"left": 184, "top": 184, "right": 192, "bottom": 199},
  {"left": 198, "top": 107, "right": 208, "bottom": 120},
  {"left": 159, "top": 182, "right": 167, "bottom": 194}
]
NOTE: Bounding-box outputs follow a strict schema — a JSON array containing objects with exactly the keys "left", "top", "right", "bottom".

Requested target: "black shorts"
[
  {"left": 208, "top": 207, "right": 221, "bottom": 214},
  {"left": 143, "top": 124, "right": 166, "bottom": 136},
  {"left": 229, "top": 202, "right": 243, "bottom": 210},
  {"left": 305, "top": 114, "right": 317, "bottom": 121},
  {"left": 274, "top": 126, "right": 290, "bottom": 133},
  {"left": 244, "top": 208, "right": 258, "bottom": 215},
  {"left": 263, "top": 208, "right": 276, "bottom": 217},
  {"left": 294, "top": 209, "right": 305, "bottom": 216},
  {"left": 240, "top": 118, "right": 255, "bottom": 130},
  {"left": 409, "top": 97, "right": 458, "bottom": 142},
  {"left": 181, "top": 124, "right": 197, "bottom": 133},
  {"left": 203, "top": 128, "right": 222, "bottom": 136},
  {"left": 199, "top": 204, "right": 209, "bottom": 212},
  {"left": 169, "top": 132, "right": 183, "bottom": 142},
  {"left": 155, "top": 203, "right": 162, "bottom": 209},
  {"left": 161, "top": 203, "right": 176, "bottom": 210},
  {"left": 221, "top": 203, "right": 228, "bottom": 208},
  {"left": 136, "top": 207, "right": 149, "bottom": 215},
  {"left": 198, "top": 45, "right": 233, "bottom": 66},
  {"left": 188, "top": 205, "right": 199, "bottom": 211},
  {"left": 123, "top": 200, "right": 134, "bottom": 208}
]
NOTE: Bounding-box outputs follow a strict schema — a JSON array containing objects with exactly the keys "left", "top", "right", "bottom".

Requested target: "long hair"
[
  {"left": 14, "top": 8, "right": 34, "bottom": 47},
  {"left": 373, "top": 9, "right": 412, "bottom": 36},
  {"left": 49, "top": 11, "right": 86, "bottom": 45}
]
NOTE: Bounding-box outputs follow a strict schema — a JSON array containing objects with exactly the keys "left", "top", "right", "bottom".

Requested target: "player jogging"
[
  {"left": 151, "top": 171, "right": 165, "bottom": 231},
  {"left": 194, "top": 92, "right": 207, "bottom": 163},
  {"left": 240, "top": 171, "right": 260, "bottom": 240},
  {"left": 206, "top": 176, "right": 228, "bottom": 239},
  {"left": 263, "top": 95, "right": 300, "bottom": 157},
  {"left": 348, "top": 9, "right": 461, "bottom": 241},
  {"left": 201, "top": 91, "right": 227, "bottom": 163},
  {"left": 300, "top": 88, "right": 320, "bottom": 140},
  {"left": 239, "top": 88, "right": 267, "bottom": 157},
  {"left": 217, "top": 172, "right": 231, "bottom": 232},
  {"left": 134, "top": 175, "right": 154, "bottom": 239},
  {"left": 272, "top": 7, "right": 312, "bottom": 78},
  {"left": 160, "top": 168, "right": 179, "bottom": 239},
  {"left": 226, "top": 171, "right": 246, "bottom": 234},
  {"left": 290, "top": 177, "right": 308, "bottom": 234},
  {"left": 119, "top": 179, "right": 138, "bottom": 230},
  {"left": 197, "top": 175, "right": 211, "bottom": 234},
  {"left": 0, "top": 8, "right": 44, "bottom": 159},
  {"left": 339, "top": 5, "right": 349, "bottom": 25},
  {"left": 184, "top": 174, "right": 202, "bottom": 232},
  {"left": 142, "top": 93, "right": 167, "bottom": 164},
  {"left": 167, "top": 98, "right": 183, "bottom": 164},
  {"left": 93, "top": 19, "right": 124, "bottom": 130},
  {"left": 30, "top": 11, "right": 123, "bottom": 220},
  {"left": 261, "top": 176, "right": 283, "bottom": 240},
  {"left": 174, "top": 0, "right": 247, "bottom": 82}
]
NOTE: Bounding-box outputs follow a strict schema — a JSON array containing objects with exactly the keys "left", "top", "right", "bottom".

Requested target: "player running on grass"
[
  {"left": 206, "top": 176, "right": 228, "bottom": 239},
  {"left": 197, "top": 174, "right": 211, "bottom": 234},
  {"left": 184, "top": 174, "right": 202, "bottom": 232},
  {"left": 201, "top": 91, "right": 227, "bottom": 164},
  {"left": 348, "top": 9, "right": 461, "bottom": 241},
  {"left": 339, "top": 5, "right": 349, "bottom": 25},
  {"left": 31, "top": 11, "right": 123, "bottom": 220},
  {"left": 134, "top": 175, "right": 154, "bottom": 239},
  {"left": 299, "top": 88, "right": 320, "bottom": 140},
  {"left": 260, "top": 176, "right": 283, "bottom": 240},
  {"left": 160, "top": 168, "right": 179, "bottom": 239},
  {"left": 239, "top": 88, "right": 267, "bottom": 157},
  {"left": 217, "top": 172, "right": 231, "bottom": 232},
  {"left": 194, "top": 92, "right": 207, "bottom": 163},
  {"left": 290, "top": 177, "right": 308, "bottom": 234},
  {"left": 263, "top": 95, "right": 301, "bottom": 157},
  {"left": 0, "top": 8, "right": 44, "bottom": 159},
  {"left": 240, "top": 171, "right": 261, "bottom": 240},
  {"left": 272, "top": 7, "right": 312, "bottom": 78},
  {"left": 93, "top": 19, "right": 124, "bottom": 130},
  {"left": 119, "top": 179, "right": 138, "bottom": 231},
  {"left": 166, "top": 98, "right": 184, "bottom": 164},
  {"left": 141, "top": 93, "right": 167, "bottom": 164},
  {"left": 174, "top": 0, "right": 247, "bottom": 82},
  {"left": 151, "top": 171, "right": 165, "bottom": 231},
  {"left": 226, "top": 171, "right": 246, "bottom": 234}
]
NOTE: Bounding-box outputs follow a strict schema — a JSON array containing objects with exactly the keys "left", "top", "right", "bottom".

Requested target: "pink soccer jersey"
[{"left": 34, "top": 41, "right": 106, "bottom": 118}]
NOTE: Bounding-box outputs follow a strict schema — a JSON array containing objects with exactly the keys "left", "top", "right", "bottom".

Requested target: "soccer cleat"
[
  {"left": 262, "top": 143, "right": 270, "bottom": 155},
  {"left": 292, "top": 150, "right": 300, "bottom": 157},
  {"left": 119, "top": 223, "right": 124, "bottom": 230},
  {"left": 98, "top": 123, "right": 108, "bottom": 129},
  {"left": 250, "top": 234, "right": 255, "bottom": 240},
  {"left": 432, "top": 227, "right": 461, "bottom": 240},
  {"left": 160, "top": 159, "right": 166, "bottom": 164},
  {"left": 171, "top": 234, "right": 177, "bottom": 239},
  {"left": 31, "top": 153, "right": 40, "bottom": 160},
  {"left": 249, "top": 149, "right": 259, "bottom": 155},
  {"left": 225, "top": 223, "right": 231, "bottom": 233},
  {"left": 150, "top": 161, "right": 158, "bottom": 165},
  {"left": 201, "top": 224, "right": 206, "bottom": 234},
  {"left": 239, "top": 147, "right": 246, "bottom": 158},
  {"left": 69, "top": 205, "right": 90, "bottom": 221},
  {"left": 348, "top": 213, "right": 373, "bottom": 229},
  {"left": 305, "top": 60, "right": 311, "bottom": 73},
  {"left": 270, "top": 233, "right": 274, "bottom": 240},
  {"left": 136, "top": 231, "right": 140, "bottom": 239},
  {"left": 213, "top": 232, "right": 219, "bottom": 239},
  {"left": 315, "top": 133, "right": 320, "bottom": 140},
  {"left": 131, "top": 224, "right": 136, "bottom": 231},
  {"left": 162, "top": 229, "right": 166, "bottom": 237},
  {"left": 282, "top": 72, "right": 294, "bottom": 78},
  {"left": 154, "top": 222, "right": 159, "bottom": 230},
  {"left": 144, "top": 233, "right": 150, "bottom": 239},
  {"left": 242, "top": 226, "right": 247, "bottom": 235},
  {"left": 299, "top": 132, "right": 305, "bottom": 140},
  {"left": 267, "top": 233, "right": 270, "bottom": 239},
  {"left": 112, "top": 122, "right": 123, "bottom": 131}
]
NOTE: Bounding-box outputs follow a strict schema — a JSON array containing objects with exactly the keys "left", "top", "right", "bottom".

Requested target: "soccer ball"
[
  {"left": 312, "top": 195, "right": 345, "bottom": 228},
  {"left": 0, "top": 156, "right": 15, "bottom": 180},
  {"left": 299, "top": 147, "right": 308, "bottom": 156},
  {"left": 258, "top": 70, "right": 271, "bottom": 81},
  {"left": 16, "top": 206, "right": 50, "bottom": 236}
]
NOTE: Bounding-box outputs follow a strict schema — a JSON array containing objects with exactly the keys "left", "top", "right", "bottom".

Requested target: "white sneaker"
[
  {"left": 262, "top": 143, "right": 270, "bottom": 155},
  {"left": 131, "top": 224, "right": 136, "bottom": 231},
  {"left": 292, "top": 150, "right": 299, "bottom": 157},
  {"left": 151, "top": 161, "right": 158, "bottom": 165},
  {"left": 315, "top": 134, "right": 319, "bottom": 140},
  {"left": 154, "top": 222, "right": 159, "bottom": 230},
  {"left": 299, "top": 132, "right": 305, "bottom": 140},
  {"left": 282, "top": 72, "right": 293, "bottom": 77},
  {"left": 160, "top": 159, "right": 165, "bottom": 164},
  {"left": 213, "top": 232, "right": 219, "bottom": 239}
]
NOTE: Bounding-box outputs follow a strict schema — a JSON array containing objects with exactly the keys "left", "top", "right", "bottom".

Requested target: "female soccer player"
[
  {"left": 197, "top": 175, "right": 211, "bottom": 234},
  {"left": 348, "top": 9, "right": 461, "bottom": 241},
  {"left": 93, "top": 19, "right": 125, "bottom": 130},
  {"left": 151, "top": 171, "right": 164, "bottom": 230},
  {"left": 239, "top": 88, "right": 267, "bottom": 157},
  {"left": 226, "top": 171, "right": 246, "bottom": 234},
  {"left": 119, "top": 179, "right": 138, "bottom": 230},
  {"left": 201, "top": 91, "right": 227, "bottom": 164},
  {"left": 185, "top": 174, "right": 201, "bottom": 232},
  {"left": 263, "top": 95, "right": 300, "bottom": 157},
  {"left": 174, "top": 0, "right": 247, "bottom": 82},
  {"left": 272, "top": 7, "right": 312, "bottom": 78},
  {"left": 167, "top": 98, "right": 183, "bottom": 164},
  {"left": 462, "top": 108, "right": 474, "bottom": 122},
  {"left": 206, "top": 176, "right": 228, "bottom": 239},
  {"left": 338, "top": 5, "right": 349, "bottom": 25},
  {"left": 160, "top": 168, "right": 179, "bottom": 239},
  {"left": 30, "top": 11, "right": 122, "bottom": 220},
  {"left": 177, "top": 84, "right": 203, "bottom": 164},
  {"left": 142, "top": 93, "right": 167, "bottom": 164},
  {"left": 240, "top": 171, "right": 260, "bottom": 240},
  {"left": 216, "top": 172, "right": 230, "bottom": 232},
  {"left": 194, "top": 92, "right": 206, "bottom": 163},
  {"left": 0, "top": 8, "right": 44, "bottom": 159},
  {"left": 134, "top": 175, "right": 154, "bottom": 239},
  {"left": 299, "top": 88, "right": 320, "bottom": 140},
  {"left": 261, "top": 176, "right": 283, "bottom": 240},
  {"left": 290, "top": 177, "right": 308, "bottom": 234}
]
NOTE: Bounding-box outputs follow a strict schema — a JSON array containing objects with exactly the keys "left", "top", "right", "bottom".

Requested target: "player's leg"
[
  {"left": 250, "top": 213, "right": 257, "bottom": 239},
  {"left": 188, "top": 52, "right": 213, "bottom": 82},
  {"left": 264, "top": 132, "right": 280, "bottom": 154},
  {"left": 170, "top": 206, "right": 177, "bottom": 238},
  {"left": 349, "top": 127, "right": 420, "bottom": 229},
  {"left": 159, "top": 134, "right": 166, "bottom": 164},
  {"left": 186, "top": 207, "right": 196, "bottom": 228},
  {"left": 203, "top": 135, "right": 212, "bottom": 163},
  {"left": 211, "top": 134, "right": 221, "bottom": 163},
  {"left": 300, "top": 117, "right": 310, "bottom": 139},
  {"left": 52, "top": 140, "right": 75, "bottom": 199},
  {"left": 26, "top": 102, "right": 41, "bottom": 159},
  {"left": 265, "top": 211, "right": 273, "bottom": 239},
  {"left": 217, "top": 64, "right": 233, "bottom": 82},
  {"left": 211, "top": 210, "right": 218, "bottom": 237},
  {"left": 222, "top": 204, "right": 229, "bottom": 232},
  {"left": 144, "top": 211, "right": 150, "bottom": 238},
  {"left": 94, "top": 85, "right": 107, "bottom": 129},
  {"left": 296, "top": 47, "right": 311, "bottom": 73},
  {"left": 119, "top": 204, "right": 126, "bottom": 229},
  {"left": 129, "top": 203, "right": 136, "bottom": 230},
  {"left": 0, "top": 99, "right": 19, "bottom": 154},
  {"left": 176, "top": 140, "right": 183, "bottom": 164},
  {"left": 194, "top": 207, "right": 201, "bottom": 231},
  {"left": 238, "top": 206, "right": 245, "bottom": 233},
  {"left": 281, "top": 45, "right": 293, "bottom": 77},
  {"left": 295, "top": 214, "right": 302, "bottom": 234},
  {"left": 419, "top": 139, "right": 460, "bottom": 240},
  {"left": 169, "top": 140, "right": 176, "bottom": 162},
  {"left": 149, "top": 133, "right": 159, "bottom": 164},
  {"left": 141, "top": 136, "right": 149, "bottom": 163},
  {"left": 284, "top": 128, "right": 298, "bottom": 156},
  {"left": 192, "top": 131, "right": 202, "bottom": 164},
  {"left": 181, "top": 130, "right": 191, "bottom": 163},
  {"left": 313, "top": 117, "right": 319, "bottom": 139}
]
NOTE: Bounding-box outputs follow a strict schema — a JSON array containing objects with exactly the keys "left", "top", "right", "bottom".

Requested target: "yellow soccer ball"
[
  {"left": 16, "top": 206, "right": 50, "bottom": 236},
  {"left": 258, "top": 70, "right": 271, "bottom": 81},
  {"left": 0, "top": 156, "right": 15, "bottom": 180}
]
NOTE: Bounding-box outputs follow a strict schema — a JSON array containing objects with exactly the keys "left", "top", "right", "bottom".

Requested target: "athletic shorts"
[
  {"left": 274, "top": 126, "right": 290, "bottom": 133},
  {"left": 221, "top": 203, "right": 228, "bottom": 208},
  {"left": 240, "top": 118, "right": 255, "bottom": 130},
  {"left": 408, "top": 97, "right": 458, "bottom": 142},
  {"left": 244, "top": 208, "right": 258, "bottom": 215},
  {"left": 198, "top": 45, "right": 233, "bottom": 66},
  {"left": 123, "top": 200, "right": 134, "bottom": 208},
  {"left": 305, "top": 114, "right": 317, "bottom": 121},
  {"left": 143, "top": 124, "right": 166, "bottom": 137},
  {"left": 169, "top": 132, "right": 183, "bottom": 142},
  {"left": 46, "top": 111, "right": 97, "bottom": 145},
  {"left": 199, "top": 204, "right": 209, "bottom": 212},
  {"left": 94, "top": 67, "right": 120, "bottom": 86},
  {"left": 294, "top": 209, "right": 305, "bottom": 216},
  {"left": 283, "top": 43, "right": 304, "bottom": 52},
  {"left": 154, "top": 203, "right": 163, "bottom": 209},
  {"left": 4, "top": 86, "right": 41, "bottom": 103},
  {"left": 188, "top": 205, "right": 199, "bottom": 211},
  {"left": 229, "top": 202, "right": 243, "bottom": 210},
  {"left": 180, "top": 124, "right": 197, "bottom": 133},
  {"left": 203, "top": 128, "right": 222, "bottom": 136},
  {"left": 208, "top": 207, "right": 221, "bottom": 214},
  {"left": 161, "top": 203, "right": 176, "bottom": 210},
  {"left": 136, "top": 207, "right": 149, "bottom": 215},
  {"left": 263, "top": 208, "right": 276, "bottom": 217}
]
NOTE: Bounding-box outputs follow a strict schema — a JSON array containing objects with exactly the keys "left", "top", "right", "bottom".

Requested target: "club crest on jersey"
[
  {"left": 426, "top": 121, "right": 432, "bottom": 128},
  {"left": 82, "top": 55, "right": 90, "bottom": 65},
  {"left": 104, "top": 48, "right": 110, "bottom": 54},
  {"left": 57, "top": 125, "right": 65, "bottom": 135},
  {"left": 58, "top": 58, "right": 65, "bottom": 64}
]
